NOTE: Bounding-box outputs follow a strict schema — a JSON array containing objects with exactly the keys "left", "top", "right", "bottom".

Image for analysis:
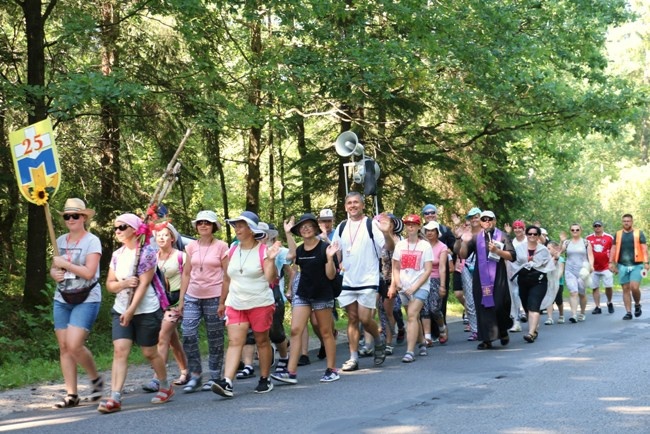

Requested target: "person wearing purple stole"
[{"left": 456, "top": 210, "right": 515, "bottom": 350}]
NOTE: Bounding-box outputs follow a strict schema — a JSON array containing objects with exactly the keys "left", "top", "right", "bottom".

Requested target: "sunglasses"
[
  {"left": 423, "top": 212, "right": 436, "bottom": 216},
  {"left": 114, "top": 224, "right": 130, "bottom": 232},
  {"left": 526, "top": 233, "right": 539, "bottom": 236},
  {"left": 196, "top": 220, "right": 212, "bottom": 226},
  {"left": 570, "top": 228, "right": 581, "bottom": 232},
  {"left": 593, "top": 224, "right": 602, "bottom": 228},
  {"left": 63, "top": 213, "right": 81, "bottom": 221},
  {"left": 480, "top": 217, "right": 494, "bottom": 222}
]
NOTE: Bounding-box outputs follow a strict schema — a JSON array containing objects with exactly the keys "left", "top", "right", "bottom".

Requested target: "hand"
[
  {"left": 120, "top": 309, "right": 134, "bottom": 327},
  {"left": 559, "top": 231, "right": 567, "bottom": 243},
  {"left": 52, "top": 269, "right": 66, "bottom": 283},
  {"left": 609, "top": 263, "right": 618, "bottom": 274},
  {"left": 266, "top": 241, "right": 282, "bottom": 259},
  {"left": 451, "top": 213, "right": 461, "bottom": 227},
  {"left": 123, "top": 276, "right": 139, "bottom": 289},
  {"left": 377, "top": 213, "right": 392, "bottom": 233},
  {"left": 217, "top": 303, "right": 226, "bottom": 319},
  {"left": 51, "top": 256, "right": 69, "bottom": 269},
  {"left": 460, "top": 227, "right": 473, "bottom": 242},
  {"left": 283, "top": 216, "right": 295, "bottom": 234},
  {"left": 488, "top": 241, "right": 499, "bottom": 252},
  {"left": 326, "top": 240, "right": 340, "bottom": 258},
  {"left": 387, "top": 286, "right": 397, "bottom": 299}
]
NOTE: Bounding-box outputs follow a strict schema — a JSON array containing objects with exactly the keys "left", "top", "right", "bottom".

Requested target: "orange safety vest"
[{"left": 614, "top": 230, "right": 647, "bottom": 264}]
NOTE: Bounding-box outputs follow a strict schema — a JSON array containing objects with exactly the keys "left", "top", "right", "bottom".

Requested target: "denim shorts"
[
  {"left": 53, "top": 300, "right": 100, "bottom": 332},
  {"left": 292, "top": 293, "right": 335, "bottom": 310}
]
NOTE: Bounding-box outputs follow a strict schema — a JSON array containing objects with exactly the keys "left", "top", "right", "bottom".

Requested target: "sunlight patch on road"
[{"left": 606, "top": 406, "right": 650, "bottom": 415}]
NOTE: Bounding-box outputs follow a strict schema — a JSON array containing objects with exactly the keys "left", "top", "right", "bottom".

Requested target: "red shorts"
[{"left": 225, "top": 304, "right": 275, "bottom": 333}]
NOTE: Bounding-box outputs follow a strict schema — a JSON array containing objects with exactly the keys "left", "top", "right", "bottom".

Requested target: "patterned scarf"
[{"left": 476, "top": 228, "right": 502, "bottom": 308}]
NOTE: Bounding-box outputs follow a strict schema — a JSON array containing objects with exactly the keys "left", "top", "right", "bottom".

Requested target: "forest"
[{"left": 1, "top": 0, "right": 649, "bottom": 381}]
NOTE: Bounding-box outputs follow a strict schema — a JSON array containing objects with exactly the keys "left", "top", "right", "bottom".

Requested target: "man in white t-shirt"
[{"left": 332, "top": 191, "right": 395, "bottom": 371}]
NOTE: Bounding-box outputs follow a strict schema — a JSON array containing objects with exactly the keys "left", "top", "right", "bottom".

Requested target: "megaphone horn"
[{"left": 335, "top": 131, "right": 364, "bottom": 157}]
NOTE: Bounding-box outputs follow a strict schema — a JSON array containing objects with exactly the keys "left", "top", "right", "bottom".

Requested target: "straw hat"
[{"left": 58, "top": 198, "right": 95, "bottom": 219}]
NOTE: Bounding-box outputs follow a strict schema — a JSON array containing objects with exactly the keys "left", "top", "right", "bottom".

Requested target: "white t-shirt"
[
  {"left": 392, "top": 239, "right": 434, "bottom": 292},
  {"left": 55, "top": 232, "right": 102, "bottom": 304},
  {"left": 333, "top": 217, "right": 386, "bottom": 289},
  {"left": 110, "top": 245, "right": 161, "bottom": 315},
  {"left": 225, "top": 243, "right": 274, "bottom": 310}
]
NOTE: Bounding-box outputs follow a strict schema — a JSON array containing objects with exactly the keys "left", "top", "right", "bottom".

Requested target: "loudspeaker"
[
  {"left": 363, "top": 158, "right": 380, "bottom": 195},
  {"left": 335, "top": 131, "right": 364, "bottom": 157}
]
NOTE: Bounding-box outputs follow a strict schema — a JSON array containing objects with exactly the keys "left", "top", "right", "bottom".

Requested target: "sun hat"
[
  {"left": 226, "top": 211, "right": 266, "bottom": 240},
  {"left": 318, "top": 209, "right": 334, "bottom": 221},
  {"left": 386, "top": 213, "right": 404, "bottom": 234},
  {"left": 422, "top": 204, "right": 437, "bottom": 214},
  {"left": 423, "top": 221, "right": 440, "bottom": 231},
  {"left": 402, "top": 214, "right": 422, "bottom": 225},
  {"left": 115, "top": 213, "right": 142, "bottom": 230},
  {"left": 191, "top": 210, "right": 221, "bottom": 230},
  {"left": 291, "top": 213, "right": 319, "bottom": 236},
  {"left": 479, "top": 210, "right": 496, "bottom": 219},
  {"left": 466, "top": 207, "right": 481, "bottom": 218},
  {"left": 58, "top": 198, "right": 95, "bottom": 219},
  {"left": 258, "top": 222, "right": 279, "bottom": 240},
  {"left": 512, "top": 220, "right": 525, "bottom": 229},
  {"left": 540, "top": 228, "right": 548, "bottom": 235}
]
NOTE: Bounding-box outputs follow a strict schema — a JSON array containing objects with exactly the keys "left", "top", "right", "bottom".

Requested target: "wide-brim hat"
[
  {"left": 423, "top": 221, "right": 440, "bottom": 231},
  {"left": 258, "top": 222, "right": 279, "bottom": 240},
  {"left": 192, "top": 210, "right": 221, "bottom": 230},
  {"left": 291, "top": 213, "right": 319, "bottom": 236},
  {"left": 58, "top": 198, "right": 95, "bottom": 219},
  {"left": 386, "top": 213, "right": 403, "bottom": 234},
  {"left": 226, "top": 211, "right": 266, "bottom": 240}
]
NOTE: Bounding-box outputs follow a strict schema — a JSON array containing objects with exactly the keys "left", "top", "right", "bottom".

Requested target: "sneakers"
[
  {"left": 151, "top": 386, "right": 174, "bottom": 404},
  {"left": 341, "top": 359, "right": 359, "bottom": 372},
  {"left": 569, "top": 316, "right": 578, "bottom": 323},
  {"left": 577, "top": 313, "right": 586, "bottom": 322},
  {"left": 320, "top": 368, "right": 340, "bottom": 383},
  {"left": 254, "top": 377, "right": 273, "bottom": 394},
  {"left": 297, "top": 354, "right": 311, "bottom": 366},
  {"left": 270, "top": 369, "right": 297, "bottom": 384},
  {"left": 373, "top": 343, "right": 387, "bottom": 366},
  {"left": 509, "top": 322, "right": 522, "bottom": 332},
  {"left": 359, "top": 346, "right": 374, "bottom": 357},
  {"left": 317, "top": 345, "right": 326, "bottom": 360},
  {"left": 202, "top": 379, "right": 218, "bottom": 391},
  {"left": 544, "top": 318, "right": 554, "bottom": 325},
  {"left": 396, "top": 328, "right": 405, "bottom": 344},
  {"left": 557, "top": 316, "right": 565, "bottom": 324},
  {"left": 183, "top": 375, "right": 202, "bottom": 393},
  {"left": 142, "top": 378, "right": 160, "bottom": 393},
  {"left": 607, "top": 303, "right": 614, "bottom": 314},
  {"left": 635, "top": 304, "right": 642, "bottom": 318},
  {"left": 623, "top": 312, "right": 633, "bottom": 320},
  {"left": 592, "top": 306, "right": 602, "bottom": 314},
  {"left": 210, "top": 378, "right": 233, "bottom": 398}
]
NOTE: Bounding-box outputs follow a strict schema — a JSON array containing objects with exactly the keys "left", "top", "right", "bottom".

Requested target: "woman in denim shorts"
[
  {"left": 271, "top": 213, "right": 341, "bottom": 384},
  {"left": 50, "top": 198, "right": 103, "bottom": 409}
]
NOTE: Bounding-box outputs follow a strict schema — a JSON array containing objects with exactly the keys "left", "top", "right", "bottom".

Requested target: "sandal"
[
  {"left": 54, "top": 394, "right": 80, "bottom": 409},
  {"left": 173, "top": 371, "right": 190, "bottom": 386},
  {"left": 88, "top": 376, "right": 104, "bottom": 402},
  {"left": 438, "top": 327, "right": 448, "bottom": 345},
  {"left": 401, "top": 352, "right": 415, "bottom": 363},
  {"left": 477, "top": 341, "right": 493, "bottom": 350},
  {"left": 524, "top": 331, "right": 538, "bottom": 343},
  {"left": 236, "top": 365, "right": 255, "bottom": 379},
  {"left": 151, "top": 386, "right": 175, "bottom": 404},
  {"left": 97, "top": 398, "right": 121, "bottom": 414},
  {"left": 142, "top": 378, "right": 160, "bottom": 393}
]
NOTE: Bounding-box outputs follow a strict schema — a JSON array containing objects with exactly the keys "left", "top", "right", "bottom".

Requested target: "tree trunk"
[
  {"left": 245, "top": 9, "right": 262, "bottom": 214},
  {"left": 21, "top": 0, "right": 56, "bottom": 309},
  {"left": 0, "top": 109, "right": 20, "bottom": 282},
  {"left": 295, "top": 114, "right": 311, "bottom": 212},
  {"left": 205, "top": 129, "right": 231, "bottom": 243}
]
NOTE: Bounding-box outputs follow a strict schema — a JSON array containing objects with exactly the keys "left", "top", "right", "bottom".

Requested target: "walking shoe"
[
  {"left": 359, "top": 346, "right": 374, "bottom": 357},
  {"left": 592, "top": 306, "right": 602, "bottom": 314},
  {"left": 211, "top": 379, "right": 233, "bottom": 398},
  {"left": 418, "top": 344, "right": 428, "bottom": 357},
  {"left": 509, "top": 322, "right": 522, "bottom": 332},
  {"left": 635, "top": 304, "right": 642, "bottom": 318},
  {"left": 385, "top": 345, "right": 394, "bottom": 356},
  {"left": 519, "top": 313, "right": 528, "bottom": 323},
  {"left": 151, "top": 386, "right": 174, "bottom": 404},
  {"left": 254, "top": 377, "right": 273, "bottom": 394},
  {"left": 396, "top": 328, "right": 405, "bottom": 344},
  {"left": 270, "top": 369, "right": 297, "bottom": 384},
  {"left": 557, "top": 316, "right": 565, "bottom": 324},
  {"left": 341, "top": 359, "right": 359, "bottom": 372},
  {"left": 623, "top": 312, "right": 633, "bottom": 320},
  {"left": 298, "top": 354, "right": 311, "bottom": 366},
  {"left": 202, "top": 379, "right": 218, "bottom": 391},
  {"left": 569, "top": 316, "right": 578, "bottom": 323},
  {"left": 142, "top": 378, "right": 160, "bottom": 393},
  {"left": 320, "top": 368, "right": 340, "bottom": 383},
  {"left": 577, "top": 313, "right": 586, "bottom": 322},
  {"left": 467, "top": 332, "right": 478, "bottom": 341},
  {"left": 183, "top": 375, "right": 202, "bottom": 393},
  {"left": 607, "top": 303, "right": 615, "bottom": 314},
  {"left": 374, "top": 343, "right": 387, "bottom": 366},
  {"left": 544, "top": 318, "right": 554, "bottom": 325}
]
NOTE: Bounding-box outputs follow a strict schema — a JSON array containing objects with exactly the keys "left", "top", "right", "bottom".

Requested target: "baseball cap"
[
  {"left": 466, "top": 207, "right": 481, "bottom": 218},
  {"left": 480, "top": 210, "right": 496, "bottom": 219},
  {"left": 593, "top": 220, "right": 603, "bottom": 227},
  {"left": 319, "top": 209, "right": 334, "bottom": 220},
  {"left": 403, "top": 214, "right": 422, "bottom": 225}
]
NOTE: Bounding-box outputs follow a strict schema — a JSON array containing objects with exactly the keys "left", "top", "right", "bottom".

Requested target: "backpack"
[{"left": 336, "top": 217, "right": 384, "bottom": 293}]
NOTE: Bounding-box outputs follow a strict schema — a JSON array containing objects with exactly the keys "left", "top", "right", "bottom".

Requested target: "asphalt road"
[{"left": 2, "top": 288, "right": 649, "bottom": 434}]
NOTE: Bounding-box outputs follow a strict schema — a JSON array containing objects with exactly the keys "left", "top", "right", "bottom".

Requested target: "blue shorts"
[
  {"left": 53, "top": 300, "right": 100, "bottom": 332},
  {"left": 618, "top": 264, "right": 644, "bottom": 285},
  {"left": 292, "top": 293, "right": 335, "bottom": 311}
]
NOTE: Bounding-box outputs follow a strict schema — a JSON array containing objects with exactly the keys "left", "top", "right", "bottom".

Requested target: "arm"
[
  {"left": 587, "top": 242, "right": 594, "bottom": 270},
  {"left": 325, "top": 241, "right": 339, "bottom": 279},
  {"left": 105, "top": 266, "right": 138, "bottom": 294},
  {"left": 263, "top": 241, "right": 281, "bottom": 284},
  {"left": 120, "top": 266, "right": 155, "bottom": 327},
  {"left": 389, "top": 258, "right": 401, "bottom": 298},
  {"left": 178, "top": 248, "right": 193, "bottom": 313},
  {"left": 283, "top": 217, "right": 297, "bottom": 261},
  {"left": 218, "top": 255, "right": 230, "bottom": 318},
  {"left": 609, "top": 240, "right": 618, "bottom": 273},
  {"left": 439, "top": 250, "right": 447, "bottom": 295}
]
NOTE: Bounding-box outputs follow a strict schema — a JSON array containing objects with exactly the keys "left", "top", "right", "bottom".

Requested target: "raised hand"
[
  {"left": 326, "top": 240, "right": 340, "bottom": 258},
  {"left": 284, "top": 216, "right": 295, "bottom": 235}
]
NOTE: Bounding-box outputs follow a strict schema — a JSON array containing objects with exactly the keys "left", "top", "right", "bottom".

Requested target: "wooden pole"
[{"left": 44, "top": 202, "right": 59, "bottom": 256}]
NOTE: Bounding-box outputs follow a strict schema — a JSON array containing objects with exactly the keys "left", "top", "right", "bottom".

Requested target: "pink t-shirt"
[
  {"left": 186, "top": 239, "right": 228, "bottom": 299},
  {"left": 429, "top": 241, "right": 448, "bottom": 279}
]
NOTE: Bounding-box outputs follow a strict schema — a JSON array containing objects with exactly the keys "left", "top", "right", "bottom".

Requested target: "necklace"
[
  {"left": 239, "top": 245, "right": 254, "bottom": 274},
  {"left": 158, "top": 249, "right": 173, "bottom": 273},
  {"left": 198, "top": 239, "right": 213, "bottom": 272},
  {"left": 346, "top": 219, "right": 364, "bottom": 254}
]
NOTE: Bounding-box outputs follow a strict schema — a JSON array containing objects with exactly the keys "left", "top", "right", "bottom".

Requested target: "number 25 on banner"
[{"left": 9, "top": 118, "right": 61, "bottom": 206}]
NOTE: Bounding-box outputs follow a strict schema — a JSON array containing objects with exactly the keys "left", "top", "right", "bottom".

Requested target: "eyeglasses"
[
  {"left": 114, "top": 224, "right": 130, "bottom": 232},
  {"left": 570, "top": 228, "right": 580, "bottom": 232},
  {"left": 593, "top": 224, "right": 602, "bottom": 228},
  {"left": 423, "top": 212, "right": 436, "bottom": 216},
  {"left": 196, "top": 220, "right": 212, "bottom": 226},
  {"left": 63, "top": 214, "right": 81, "bottom": 221},
  {"left": 480, "top": 217, "right": 494, "bottom": 222},
  {"left": 526, "top": 233, "right": 539, "bottom": 236}
]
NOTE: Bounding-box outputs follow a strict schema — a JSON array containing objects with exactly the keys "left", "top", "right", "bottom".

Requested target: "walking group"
[{"left": 49, "top": 195, "right": 649, "bottom": 414}]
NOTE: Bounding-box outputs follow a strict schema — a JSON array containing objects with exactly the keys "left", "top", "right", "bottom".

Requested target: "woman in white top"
[
  {"left": 98, "top": 213, "right": 172, "bottom": 413},
  {"left": 211, "top": 211, "right": 281, "bottom": 398},
  {"left": 388, "top": 214, "right": 433, "bottom": 363}
]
